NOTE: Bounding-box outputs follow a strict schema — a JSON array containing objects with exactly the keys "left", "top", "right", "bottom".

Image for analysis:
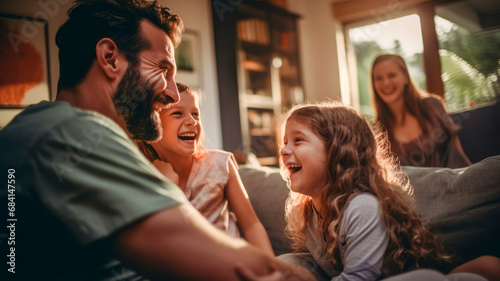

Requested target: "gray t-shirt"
[
  {"left": 0, "top": 101, "right": 187, "bottom": 280},
  {"left": 305, "top": 194, "right": 389, "bottom": 281}
]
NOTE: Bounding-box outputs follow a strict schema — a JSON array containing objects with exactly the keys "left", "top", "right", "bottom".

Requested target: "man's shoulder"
[
  {"left": 0, "top": 102, "right": 71, "bottom": 149},
  {"left": 2, "top": 101, "right": 71, "bottom": 128},
  {"left": 0, "top": 101, "right": 125, "bottom": 165},
  {"left": 1, "top": 101, "right": 122, "bottom": 139}
]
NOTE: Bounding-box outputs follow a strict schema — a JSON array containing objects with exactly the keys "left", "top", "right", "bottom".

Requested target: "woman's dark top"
[{"left": 389, "top": 96, "right": 471, "bottom": 168}]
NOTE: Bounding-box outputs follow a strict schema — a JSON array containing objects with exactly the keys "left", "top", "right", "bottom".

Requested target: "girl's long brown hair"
[{"left": 281, "top": 101, "right": 452, "bottom": 272}]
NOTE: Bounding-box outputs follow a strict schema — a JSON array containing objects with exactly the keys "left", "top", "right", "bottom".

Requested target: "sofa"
[
  {"left": 238, "top": 155, "right": 500, "bottom": 267},
  {"left": 450, "top": 100, "right": 500, "bottom": 164}
]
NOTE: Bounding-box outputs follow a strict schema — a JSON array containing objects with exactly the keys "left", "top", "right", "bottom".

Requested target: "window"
[
  {"left": 339, "top": 0, "right": 500, "bottom": 115},
  {"left": 347, "top": 14, "right": 426, "bottom": 117},
  {"left": 435, "top": 16, "right": 500, "bottom": 112}
]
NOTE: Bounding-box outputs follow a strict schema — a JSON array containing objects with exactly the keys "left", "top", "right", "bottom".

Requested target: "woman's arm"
[
  {"left": 225, "top": 159, "right": 275, "bottom": 256},
  {"left": 453, "top": 135, "right": 471, "bottom": 164}
]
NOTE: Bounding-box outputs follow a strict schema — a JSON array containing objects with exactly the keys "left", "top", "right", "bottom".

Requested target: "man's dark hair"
[{"left": 55, "top": 0, "right": 183, "bottom": 92}]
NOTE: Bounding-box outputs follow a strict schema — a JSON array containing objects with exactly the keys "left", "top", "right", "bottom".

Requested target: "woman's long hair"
[
  {"left": 371, "top": 54, "right": 434, "bottom": 138},
  {"left": 281, "top": 101, "right": 452, "bottom": 271}
]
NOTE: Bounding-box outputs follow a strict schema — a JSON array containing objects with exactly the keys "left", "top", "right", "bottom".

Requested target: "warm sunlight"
[{"left": 349, "top": 14, "right": 424, "bottom": 57}]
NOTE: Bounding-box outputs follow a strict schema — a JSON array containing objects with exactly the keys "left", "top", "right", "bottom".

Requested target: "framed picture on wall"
[
  {"left": 175, "top": 29, "right": 203, "bottom": 89},
  {"left": 0, "top": 13, "right": 51, "bottom": 127}
]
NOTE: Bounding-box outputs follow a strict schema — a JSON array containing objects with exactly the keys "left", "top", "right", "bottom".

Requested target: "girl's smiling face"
[
  {"left": 280, "top": 117, "right": 328, "bottom": 199},
  {"left": 154, "top": 90, "right": 201, "bottom": 159}
]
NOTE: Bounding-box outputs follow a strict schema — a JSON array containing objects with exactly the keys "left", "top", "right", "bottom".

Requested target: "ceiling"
[
  {"left": 330, "top": 0, "right": 500, "bottom": 33},
  {"left": 437, "top": 0, "right": 500, "bottom": 33}
]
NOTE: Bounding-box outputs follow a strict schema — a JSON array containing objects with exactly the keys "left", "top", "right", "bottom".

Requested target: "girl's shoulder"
[
  {"left": 203, "top": 149, "right": 233, "bottom": 161},
  {"left": 343, "top": 193, "right": 382, "bottom": 222},
  {"left": 192, "top": 150, "right": 233, "bottom": 184},
  {"left": 348, "top": 193, "right": 380, "bottom": 211},
  {"left": 198, "top": 150, "right": 235, "bottom": 171},
  {"left": 204, "top": 149, "right": 232, "bottom": 155}
]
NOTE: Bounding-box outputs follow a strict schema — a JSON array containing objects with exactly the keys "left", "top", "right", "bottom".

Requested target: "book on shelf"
[
  {"left": 279, "top": 57, "right": 297, "bottom": 78},
  {"left": 244, "top": 60, "right": 267, "bottom": 72},
  {"left": 237, "top": 18, "right": 270, "bottom": 45},
  {"left": 273, "top": 30, "right": 295, "bottom": 51}
]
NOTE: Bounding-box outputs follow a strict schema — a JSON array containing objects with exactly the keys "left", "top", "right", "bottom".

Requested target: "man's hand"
[{"left": 152, "top": 159, "right": 179, "bottom": 185}]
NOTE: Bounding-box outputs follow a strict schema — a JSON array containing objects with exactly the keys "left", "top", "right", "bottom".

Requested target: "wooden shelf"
[
  {"left": 249, "top": 128, "right": 274, "bottom": 136},
  {"left": 244, "top": 60, "right": 268, "bottom": 72},
  {"left": 280, "top": 75, "right": 298, "bottom": 81},
  {"left": 244, "top": 94, "right": 274, "bottom": 109},
  {"left": 213, "top": 1, "right": 303, "bottom": 166},
  {"left": 240, "top": 40, "right": 271, "bottom": 50}
]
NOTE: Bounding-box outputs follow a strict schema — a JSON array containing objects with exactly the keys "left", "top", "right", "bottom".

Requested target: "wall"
[
  {"left": 0, "top": 0, "right": 346, "bottom": 149},
  {"left": 287, "top": 0, "right": 344, "bottom": 103},
  {"left": 0, "top": 0, "right": 74, "bottom": 101},
  {"left": 0, "top": 0, "right": 223, "bottom": 149},
  {"left": 161, "top": 0, "right": 222, "bottom": 149},
  {"left": 0, "top": 0, "right": 74, "bottom": 127}
]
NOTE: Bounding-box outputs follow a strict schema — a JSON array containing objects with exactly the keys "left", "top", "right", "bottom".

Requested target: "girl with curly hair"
[{"left": 278, "top": 101, "right": 499, "bottom": 281}]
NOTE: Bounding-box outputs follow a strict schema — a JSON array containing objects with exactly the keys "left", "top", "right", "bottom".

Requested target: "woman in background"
[{"left": 371, "top": 54, "right": 471, "bottom": 168}]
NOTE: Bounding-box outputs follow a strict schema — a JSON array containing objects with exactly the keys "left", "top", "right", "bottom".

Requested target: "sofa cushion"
[
  {"left": 239, "top": 165, "right": 293, "bottom": 255},
  {"left": 402, "top": 155, "right": 500, "bottom": 264},
  {"left": 240, "top": 155, "right": 500, "bottom": 264}
]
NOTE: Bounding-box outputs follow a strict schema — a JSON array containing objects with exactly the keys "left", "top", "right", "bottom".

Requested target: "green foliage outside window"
[
  {"left": 436, "top": 16, "right": 500, "bottom": 112},
  {"left": 349, "top": 15, "right": 500, "bottom": 117}
]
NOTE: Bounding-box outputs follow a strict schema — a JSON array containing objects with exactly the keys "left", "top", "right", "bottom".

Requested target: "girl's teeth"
[
  {"left": 288, "top": 165, "right": 302, "bottom": 172},
  {"left": 178, "top": 133, "right": 196, "bottom": 141},
  {"left": 179, "top": 133, "right": 195, "bottom": 137}
]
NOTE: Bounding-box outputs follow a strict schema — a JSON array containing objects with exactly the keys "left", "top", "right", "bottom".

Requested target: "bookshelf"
[{"left": 212, "top": 0, "right": 304, "bottom": 166}]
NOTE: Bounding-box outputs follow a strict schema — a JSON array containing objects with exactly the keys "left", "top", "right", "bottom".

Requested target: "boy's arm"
[
  {"left": 114, "top": 202, "right": 314, "bottom": 280},
  {"left": 225, "top": 159, "right": 275, "bottom": 256}
]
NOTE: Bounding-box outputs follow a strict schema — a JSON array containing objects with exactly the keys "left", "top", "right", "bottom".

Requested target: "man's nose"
[{"left": 164, "top": 79, "right": 180, "bottom": 104}]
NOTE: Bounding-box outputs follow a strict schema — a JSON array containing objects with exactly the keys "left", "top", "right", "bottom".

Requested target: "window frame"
[
  {"left": 336, "top": 0, "right": 456, "bottom": 111},
  {"left": 343, "top": 8, "right": 424, "bottom": 111}
]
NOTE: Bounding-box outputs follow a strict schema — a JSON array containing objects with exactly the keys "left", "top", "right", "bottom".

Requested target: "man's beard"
[{"left": 113, "top": 63, "right": 173, "bottom": 141}]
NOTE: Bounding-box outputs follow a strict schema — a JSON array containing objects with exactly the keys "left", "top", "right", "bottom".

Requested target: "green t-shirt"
[{"left": 0, "top": 101, "right": 187, "bottom": 280}]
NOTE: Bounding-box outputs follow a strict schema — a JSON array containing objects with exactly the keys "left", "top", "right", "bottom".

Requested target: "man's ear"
[{"left": 95, "top": 38, "right": 126, "bottom": 79}]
